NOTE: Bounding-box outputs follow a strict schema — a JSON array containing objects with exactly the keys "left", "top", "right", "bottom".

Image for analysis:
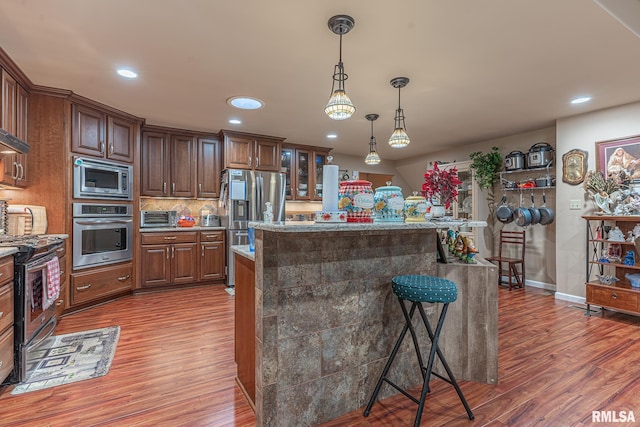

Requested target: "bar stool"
[{"left": 364, "top": 275, "right": 474, "bottom": 426}]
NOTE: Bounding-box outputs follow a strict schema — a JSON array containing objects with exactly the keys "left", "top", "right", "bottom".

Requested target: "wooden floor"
[{"left": 0, "top": 285, "right": 638, "bottom": 426}]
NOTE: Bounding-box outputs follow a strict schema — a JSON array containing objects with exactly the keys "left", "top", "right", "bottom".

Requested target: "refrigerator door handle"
[{"left": 257, "top": 175, "right": 263, "bottom": 220}]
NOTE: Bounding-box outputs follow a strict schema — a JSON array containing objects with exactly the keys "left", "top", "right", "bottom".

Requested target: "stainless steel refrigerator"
[{"left": 220, "top": 169, "right": 286, "bottom": 287}]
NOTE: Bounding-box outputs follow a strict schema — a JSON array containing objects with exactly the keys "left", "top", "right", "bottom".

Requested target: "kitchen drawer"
[
  {"left": 200, "top": 230, "right": 224, "bottom": 242},
  {"left": 0, "top": 257, "right": 14, "bottom": 286},
  {"left": 71, "top": 262, "right": 133, "bottom": 305},
  {"left": 587, "top": 284, "right": 638, "bottom": 313},
  {"left": 0, "top": 282, "right": 13, "bottom": 332},
  {"left": 0, "top": 326, "right": 14, "bottom": 383},
  {"left": 141, "top": 232, "right": 198, "bottom": 245}
]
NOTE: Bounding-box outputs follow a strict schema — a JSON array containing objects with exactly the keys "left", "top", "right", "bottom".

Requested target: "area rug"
[{"left": 11, "top": 326, "right": 120, "bottom": 395}]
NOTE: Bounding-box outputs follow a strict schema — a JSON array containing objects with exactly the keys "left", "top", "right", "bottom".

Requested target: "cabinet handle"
[
  {"left": 202, "top": 244, "right": 204, "bottom": 257},
  {"left": 109, "top": 143, "right": 114, "bottom": 155},
  {"left": 163, "top": 236, "right": 177, "bottom": 240},
  {"left": 56, "top": 299, "right": 64, "bottom": 306},
  {"left": 17, "top": 163, "right": 24, "bottom": 181},
  {"left": 172, "top": 246, "right": 175, "bottom": 258},
  {"left": 611, "top": 293, "right": 618, "bottom": 299},
  {"left": 199, "top": 183, "right": 202, "bottom": 194},
  {"left": 204, "top": 234, "right": 215, "bottom": 238},
  {"left": 60, "top": 270, "right": 65, "bottom": 276},
  {"left": 117, "top": 275, "right": 130, "bottom": 281},
  {"left": 167, "top": 248, "right": 170, "bottom": 260},
  {"left": 163, "top": 182, "right": 167, "bottom": 194},
  {"left": 76, "top": 284, "right": 92, "bottom": 291},
  {"left": 12, "top": 161, "right": 18, "bottom": 180},
  {"left": 172, "top": 183, "right": 176, "bottom": 193},
  {"left": 256, "top": 157, "right": 259, "bottom": 167},
  {"left": 56, "top": 247, "right": 65, "bottom": 254},
  {"left": 248, "top": 156, "right": 252, "bottom": 168},
  {"left": 0, "top": 273, "right": 3, "bottom": 278},
  {"left": 100, "top": 142, "right": 105, "bottom": 153},
  {"left": 0, "top": 311, "right": 3, "bottom": 317},
  {"left": 0, "top": 361, "right": 2, "bottom": 368}
]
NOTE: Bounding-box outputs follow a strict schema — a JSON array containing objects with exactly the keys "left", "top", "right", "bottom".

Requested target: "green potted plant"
[{"left": 469, "top": 147, "right": 503, "bottom": 190}]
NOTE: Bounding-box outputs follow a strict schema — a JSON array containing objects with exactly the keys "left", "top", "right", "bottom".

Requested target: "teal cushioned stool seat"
[
  {"left": 391, "top": 275, "right": 457, "bottom": 304},
  {"left": 364, "top": 274, "right": 474, "bottom": 426}
]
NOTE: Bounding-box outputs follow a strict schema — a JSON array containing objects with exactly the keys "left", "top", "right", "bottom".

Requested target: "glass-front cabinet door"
[
  {"left": 313, "top": 152, "right": 327, "bottom": 200},
  {"left": 281, "top": 148, "right": 293, "bottom": 199},
  {"left": 295, "top": 149, "right": 310, "bottom": 200}
]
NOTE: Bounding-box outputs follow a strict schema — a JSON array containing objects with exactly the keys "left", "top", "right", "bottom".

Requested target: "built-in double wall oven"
[{"left": 72, "top": 203, "right": 133, "bottom": 270}]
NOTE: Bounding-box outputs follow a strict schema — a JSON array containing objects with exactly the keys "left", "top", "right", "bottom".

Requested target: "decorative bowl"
[{"left": 596, "top": 275, "right": 619, "bottom": 285}]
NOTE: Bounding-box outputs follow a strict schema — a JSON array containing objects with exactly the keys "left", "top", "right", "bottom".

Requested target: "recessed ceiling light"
[
  {"left": 117, "top": 69, "right": 138, "bottom": 79},
  {"left": 227, "top": 96, "right": 264, "bottom": 110},
  {"left": 327, "top": 134, "right": 338, "bottom": 139},
  {"left": 571, "top": 96, "right": 591, "bottom": 104},
  {"left": 229, "top": 119, "right": 242, "bottom": 124}
]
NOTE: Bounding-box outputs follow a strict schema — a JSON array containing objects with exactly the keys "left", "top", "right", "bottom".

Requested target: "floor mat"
[{"left": 11, "top": 326, "right": 120, "bottom": 395}]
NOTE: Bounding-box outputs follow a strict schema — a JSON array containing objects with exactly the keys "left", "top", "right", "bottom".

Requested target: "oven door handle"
[{"left": 75, "top": 219, "right": 133, "bottom": 225}]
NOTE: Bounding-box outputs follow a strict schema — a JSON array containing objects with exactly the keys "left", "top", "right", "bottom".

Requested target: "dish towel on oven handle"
[{"left": 43, "top": 256, "right": 60, "bottom": 310}]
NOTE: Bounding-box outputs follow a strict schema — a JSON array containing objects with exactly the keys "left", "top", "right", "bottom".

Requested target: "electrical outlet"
[{"left": 570, "top": 199, "right": 582, "bottom": 210}]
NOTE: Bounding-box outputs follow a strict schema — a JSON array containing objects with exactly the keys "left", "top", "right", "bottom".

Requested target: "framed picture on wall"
[
  {"left": 596, "top": 135, "right": 640, "bottom": 180},
  {"left": 562, "top": 149, "right": 588, "bottom": 185}
]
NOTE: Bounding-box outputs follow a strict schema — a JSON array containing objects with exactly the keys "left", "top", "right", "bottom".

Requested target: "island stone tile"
[{"left": 277, "top": 332, "right": 321, "bottom": 387}]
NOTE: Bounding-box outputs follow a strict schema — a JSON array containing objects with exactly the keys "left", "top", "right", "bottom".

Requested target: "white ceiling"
[{"left": 1, "top": 0, "right": 640, "bottom": 162}]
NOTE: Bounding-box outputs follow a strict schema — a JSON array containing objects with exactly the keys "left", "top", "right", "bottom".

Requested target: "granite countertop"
[
  {"left": 139, "top": 226, "right": 226, "bottom": 233},
  {"left": 248, "top": 220, "right": 487, "bottom": 232},
  {"left": 0, "top": 247, "right": 18, "bottom": 257},
  {"left": 231, "top": 245, "right": 254, "bottom": 261}
]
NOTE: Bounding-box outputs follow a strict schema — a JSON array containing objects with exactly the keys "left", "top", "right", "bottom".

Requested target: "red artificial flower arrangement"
[{"left": 422, "top": 162, "right": 463, "bottom": 209}]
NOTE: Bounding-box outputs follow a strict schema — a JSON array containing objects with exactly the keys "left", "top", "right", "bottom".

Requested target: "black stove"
[{"left": 0, "top": 235, "right": 64, "bottom": 263}]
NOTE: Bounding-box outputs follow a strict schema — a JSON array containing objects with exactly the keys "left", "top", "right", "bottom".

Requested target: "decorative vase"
[
  {"left": 373, "top": 182, "right": 405, "bottom": 222},
  {"left": 338, "top": 180, "right": 375, "bottom": 223},
  {"left": 594, "top": 194, "right": 611, "bottom": 214},
  {"left": 404, "top": 192, "right": 428, "bottom": 222},
  {"left": 430, "top": 205, "right": 446, "bottom": 218}
]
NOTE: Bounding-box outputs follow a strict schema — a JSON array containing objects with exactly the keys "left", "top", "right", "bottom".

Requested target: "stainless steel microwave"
[{"left": 73, "top": 157, "right": 133, "bottom": 200}]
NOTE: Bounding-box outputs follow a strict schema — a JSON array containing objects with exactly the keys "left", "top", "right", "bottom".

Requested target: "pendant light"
[
  {"left": 388, "top": 77, "right": 410, "bottom": 148},
  {"left": 364, "top": 114, "right": 381, "bottom": 165},
  {"left": 324, "top": 15, "right": 356, "bottom": 120}
]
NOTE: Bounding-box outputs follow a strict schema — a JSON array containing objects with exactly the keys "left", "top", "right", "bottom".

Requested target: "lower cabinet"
[
  {"left": 140, "top": 230, "right": 226, "bottom": 288},
  {"left": 0, "top": 255, "right": 14, "bottom": 382},
  {"left": 70, "top": 262, "right": 133, "bottom": 306},
  {"left": 234, "top": 252, "right": 255, "bottom": 407},
  {"left": 200, "top": 230, "right": 225, "bottom": 281}
]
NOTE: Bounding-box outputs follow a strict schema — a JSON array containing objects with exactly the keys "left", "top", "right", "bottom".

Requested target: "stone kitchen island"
[{"left": 235, "top": 221, "right": 498, "bottom": 427}]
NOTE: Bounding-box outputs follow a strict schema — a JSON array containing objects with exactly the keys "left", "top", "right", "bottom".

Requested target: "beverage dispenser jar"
[
  {"left": 373, "top": 182, "right": 404, "bottom": 222},
  {"left": 338, "top": 180, "right": 374, "bottom": 223},
  {"left": 404, "top": 192, "right": 428, "bottom": 222}
]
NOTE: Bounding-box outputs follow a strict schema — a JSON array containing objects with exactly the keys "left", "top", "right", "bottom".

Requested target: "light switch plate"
[{"left": 570, "top": 199, "right": 582, "bottom": 210}]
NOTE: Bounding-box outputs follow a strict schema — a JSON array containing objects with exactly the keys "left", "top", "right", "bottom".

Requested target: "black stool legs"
[{"left": 364, "top": 297, "right": 475, "bottom": 426}]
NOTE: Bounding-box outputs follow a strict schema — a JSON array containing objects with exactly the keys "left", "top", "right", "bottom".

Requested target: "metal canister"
[
  {"left": 404, "top": 192, "right": 428, "bottom": 222},
  {"left": 373, "top": 181, "right": 404, "bottom": 222},
  {"left": 338, "top": 180, "right": 375, "bottom": 223}
]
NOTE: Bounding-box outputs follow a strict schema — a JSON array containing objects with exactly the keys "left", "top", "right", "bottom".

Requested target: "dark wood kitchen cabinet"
[
  {"left": 199, "top": 230, "right": 225, "bottom": 281},
  {"left": 70, "top": 262, "right": 133, "bottom": 307},
  {"left": 281, "top": 144, "right": 331, "bottom": 201},
  {"left": 220, "top": 130, "right": 283, "bottom": 172},
  {"left": 140, "top": 232, "right": 199, "bottom": 287},
  {"left": 0, "top": 256, "right": 14, "bottom": 383},
  {"left": 141, "top": 130, "right": 196, "bottom": 197},
  {"left": 197, "top": 136, "right": 221, "bottom": 198},
  {"left": 71, "top": 103, "right": 136, "bottom": 163},
  {"left": 234, "top": 252, "right": 255, "bottom": 406},
  {"left": 0, "top": 69, "right": 28, "bottom": 188}
]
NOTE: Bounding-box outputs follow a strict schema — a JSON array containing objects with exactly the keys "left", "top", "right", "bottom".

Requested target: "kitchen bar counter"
[
  {"left": 137, "top": 226, "right": 225, "bottom": 232},
  {"left": 243, "top": 223, "right": 498, "bottom": 426}
]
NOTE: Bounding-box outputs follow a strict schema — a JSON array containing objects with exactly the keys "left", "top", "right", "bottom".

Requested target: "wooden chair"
[{"left": 486, "top": 230, "right": 526, "bottom": 290}]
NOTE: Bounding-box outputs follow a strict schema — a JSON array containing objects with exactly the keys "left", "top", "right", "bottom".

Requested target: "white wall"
[
  {"left": 556, "top": 101, "right": 640, "bottom": 300},
  {"left": 330, "top": 153, "right": 411, "bottom": 192}
]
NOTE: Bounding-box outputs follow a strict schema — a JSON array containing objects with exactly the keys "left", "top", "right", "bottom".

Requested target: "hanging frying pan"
[
  {"left": 539, "top": 192, "right": 555, "bottom": 225},
  {"left": 528, "top": 193, "right": 541, "bottom": 225},
  {"left": 514, "top": 192, "right": 532, "bottom": 227},
  {"left": 496, "top": 195, "right": 513, "bottom": 223}
]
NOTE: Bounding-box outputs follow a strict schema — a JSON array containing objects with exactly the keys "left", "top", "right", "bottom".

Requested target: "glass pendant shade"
[
  {"left": 388, "top": 125, "right": 410, "bottom": 148},
  {"left": 365, "top": 150, "right": 381, "bottom": 165},
  {"left": 325, "top": 88, "right": 356, "bottom": 120}
]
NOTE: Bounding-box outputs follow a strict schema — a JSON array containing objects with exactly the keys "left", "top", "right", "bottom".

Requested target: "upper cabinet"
[
  {"left": 141, "top": 130, "right": 196, "bottom": 198},
  {"left": 0, "top": 69, "right": 28, "bottom": 188},
  {"left": 197, "top": 137, "right": 221, "bottom": 198},
  {"left": 220, "top": 130, "right": 284, "bottom": 172},
  {"left": 281, "top": 144, "right": 331, "bottom": 201},
  {"left": 71, "top": 103, "right": 135, "bottom": 163}
]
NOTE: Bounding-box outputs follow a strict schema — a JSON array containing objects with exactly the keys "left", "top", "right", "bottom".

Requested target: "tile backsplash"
[{"left": 140, "top": 198, "right": 220, "bottom": 224}]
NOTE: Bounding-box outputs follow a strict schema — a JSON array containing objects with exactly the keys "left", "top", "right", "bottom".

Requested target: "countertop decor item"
[
  {"left": 373, "top": 181, "right": 404, "bottom": 222},
  {"left": 469, "top": 147, "right": 503, "bottom": 189},
  {"left": 404, "top": 192, "right": 428, "bottom": 222},
  {"left": 338, "top": 179, "right": 374, "bottom": 222},
  {"left": 422, "top": 162, "right": 462, "bottom": 209}
]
